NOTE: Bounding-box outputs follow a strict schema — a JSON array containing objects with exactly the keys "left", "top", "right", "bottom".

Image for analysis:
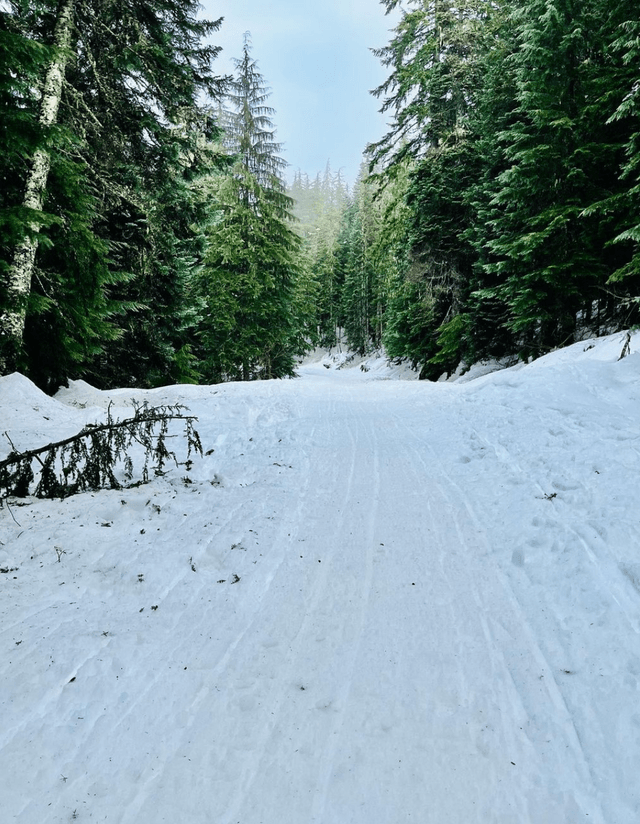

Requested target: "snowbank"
[{"left": 1, "top": 330, "right": 640, "bottom": 824}]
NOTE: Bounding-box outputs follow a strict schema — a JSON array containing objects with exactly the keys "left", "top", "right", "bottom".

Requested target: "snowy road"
[{"left": 2, "top": 337, "right": 640, "bottom": 823}]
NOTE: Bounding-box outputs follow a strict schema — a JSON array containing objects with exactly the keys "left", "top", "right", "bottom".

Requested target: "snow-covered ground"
[{"left": 1, "top": 332, "right": 639, "bottom": 823}]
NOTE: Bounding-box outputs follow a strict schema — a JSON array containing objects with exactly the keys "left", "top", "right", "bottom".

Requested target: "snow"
[
  {"left": 298, "top": 346, "right": 420, "bottom": 380},
  {"left": 1, "top": 331, "right": 639, "bottom": 823}
]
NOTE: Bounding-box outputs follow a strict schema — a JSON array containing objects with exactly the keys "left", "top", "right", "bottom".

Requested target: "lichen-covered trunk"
[{"left": 0, "top": 0, "right": 75, "bottom": 374}]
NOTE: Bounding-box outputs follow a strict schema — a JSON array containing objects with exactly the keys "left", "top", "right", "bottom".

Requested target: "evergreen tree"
[
  {"left": 585, "top": 4, "right": 640, "bottom": 314},
  {"left": 369, "top": 0, "right": 495, "bottom": 375},
  {"left": 289, "top": 162, "right": 350, "bottom": 348},
  {"left": 369, "top": 0, "right": 491, "bottom": 172},
  {"left": 0, "top": 0, "right": 75, "bottom": 375},
  {"left": 195, "top": 37, "right": 304, "bottom": 382},
  {"left": 478, "top": 0, "right": 633, "bottom": 358},
  {"left": 0, "top": 5, "right": 55, "bottom": 373},
  {"left": 0, "top": 0, "right": 226, "bottom": 390},
  {"left": 339, "top": 170, "right": 389, "bottom": 354},
  {"left": 367, "top": 0, "right": 639, "bottom": 373},
  {"left": 461, "top": 8, "right": 520, "bottom": 362},
  {"left": 64, "top": 0, "right": 226, "bottom": 388}
]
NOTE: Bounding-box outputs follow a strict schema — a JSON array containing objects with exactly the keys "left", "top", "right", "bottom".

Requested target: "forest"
[{"left": 1, "top": 0, "right": 639, "bottom": 392}]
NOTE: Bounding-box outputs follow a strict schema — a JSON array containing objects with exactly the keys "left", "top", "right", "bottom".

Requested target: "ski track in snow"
[{"left": 1, "top": 334, "right": 640, "bottom": 823}]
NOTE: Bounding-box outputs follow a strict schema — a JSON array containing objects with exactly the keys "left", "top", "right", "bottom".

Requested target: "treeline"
[
  {"left": 304, "top": 0, "right": 640, "bottom": 377},
  {"left": 4, "top": 1, "right": 640, "bottom": 393},
  {"left": 0, "top": 2, "right": 307, "bottom": 392},
  {"left": 289, "top": 163, "right": 405, "bottom": 358}
]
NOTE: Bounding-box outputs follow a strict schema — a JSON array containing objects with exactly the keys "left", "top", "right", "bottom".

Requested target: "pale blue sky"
[{"left": 199, "top": 1, "right": 399, "bottom": 185}]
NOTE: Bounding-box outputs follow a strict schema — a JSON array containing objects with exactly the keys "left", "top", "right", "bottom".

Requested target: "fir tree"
[
  {"left": 585, "top": 3, "right": 640, "bottom": 316},
  {"left": 339, "top": 170, "right": 388, "bottom": 354},
  {"left": 0, "top": 5, "right": 55, "bottom": 297},
  {"left": 196, "top": 37, "right": 304, "bottom": 382},
  {"left": 478, "top": 0, "right": 632, "bottom": 357},
  {"left": 369, "top": 0, "right": 491, "bottom": 173},
  {"left": 369, "top": 0, "right": 495, "bottom": 375},
  {"left": 0, "top": 0, "right": 75, "bottom": 375},
  {"left": 1, "top": 0, "right": 226, "bottom": 390},
  {"left": 64, "top": 0, "right": 227, "bottom": 388}
]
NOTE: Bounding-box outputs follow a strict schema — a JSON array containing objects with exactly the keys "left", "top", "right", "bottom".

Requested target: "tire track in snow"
[
  {"left": 391, "top": 404, "right": 608, "bottom": 823},
  {"left": 216, "top": 383, "right": 371, "bottom": 824},
  {"left": 308, "top": 393, "right": 379, "bottom": 824},
  {"left": 119, "top": 406, "right": 319, "bottom": 823}
]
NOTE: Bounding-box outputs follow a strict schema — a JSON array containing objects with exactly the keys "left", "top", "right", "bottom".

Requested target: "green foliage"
[
  {"left": 429, "top": 313, "right": 469, "bottom": 372},
  {"left": 368, "top": 0, "right": 502, "bottom": 375},
  {"left": 195, "top": 39, "right": 305, "bottom": 382},
  {"left": 589, "top": 12, "right": 640, "bottom": 294},
  {"left": 0, "top": 6, "right": 54, "bottom": 330},
  {"left": 6, "top": 0, "right": 640, "bottom": 389},
  {"left": 63, "top": 1, "right": 227, "bottom": 388},
  {"left": 290, "top": 161, "right": 410, "bottom": 357},
  {"left": 1, "top": 0, "right": 227, "bottom": 390},
  {"left": 337, "top": 171, "right": 388, "bottom": 354},
  {"left": 197, "top": 171, "right": 301, "bottom": 381},
  {"left": 21, "top": 140, "right": 131, "bottom": 394},
  {"left": 383, "top": 276, "right": 437, "bottom": 371},
  {"left": 477, "top": 0, "right": 634, "bottom": 357},
  {"left": 394, "top": 140, "right": 480, "bottom": 368},
  {"left": 369, "top": 0, "right": 640, "bottom": 373},
  {"left": 0, "top": 402, "right": 202, "bottom": 500},
  {"left": 289, "top": 163, "right": 350, "bottom": 347},
  {"left": 370, "top": 0, "right": 492, "bottom": 173},
  {"left": 461, "top": 11, "right": 520, "bottom": 361}
]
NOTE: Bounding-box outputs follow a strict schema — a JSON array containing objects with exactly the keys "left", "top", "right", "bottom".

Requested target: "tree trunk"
[{"left": 0, "top": 0, "right": 75, "bottom": 374}]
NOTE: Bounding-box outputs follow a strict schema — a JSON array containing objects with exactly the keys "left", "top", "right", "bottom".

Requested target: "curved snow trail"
[{"left": 2, "top": 358, "right": 640, "bottom": 823}]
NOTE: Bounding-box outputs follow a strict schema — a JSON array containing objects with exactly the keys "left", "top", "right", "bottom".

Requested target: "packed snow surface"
[{"left": 1, "top": 333, "right": 640, "bottom": 823}]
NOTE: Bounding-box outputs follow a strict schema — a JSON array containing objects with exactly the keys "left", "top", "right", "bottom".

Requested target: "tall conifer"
[
  {"left": 0, "top": 0, "right": 226, "bottom": 389},
  {"left": 196, "top": 37, "right": 304, "bottom": 382},
  {"left": 480, "top": 0, "right": 630, "bottom": 357},
  {"left": 369, "top": 0, "right": 494, "bottom": 375}
]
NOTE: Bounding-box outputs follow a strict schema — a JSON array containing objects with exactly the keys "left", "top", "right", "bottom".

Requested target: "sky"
[{"left": 199, "top": 0, "right": 400, "bottom": 186}]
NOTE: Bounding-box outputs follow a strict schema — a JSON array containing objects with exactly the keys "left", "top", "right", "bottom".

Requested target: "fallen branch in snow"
[{"left": 0, "top": 401, "right": 202, "bottom": 500}]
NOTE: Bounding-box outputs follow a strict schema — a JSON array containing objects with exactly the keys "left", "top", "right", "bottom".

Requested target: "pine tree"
[
  {"left": 1, "top": 0, "right": 226, "bottom": 389},
  {"left": 0, "top": 0, "right": 74, "bottom": 374},
  {"left": 585, "top": 2, "right": 640, "bottom": 316},
  {"left": 369, "top": 0, "right": 495, "bottom": 375},
  {"left": 196, "top": 37, "right": 304, "bottom": 382},
  {"left": 479, "top": 0, "right": 632, "bottom": 358}
]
